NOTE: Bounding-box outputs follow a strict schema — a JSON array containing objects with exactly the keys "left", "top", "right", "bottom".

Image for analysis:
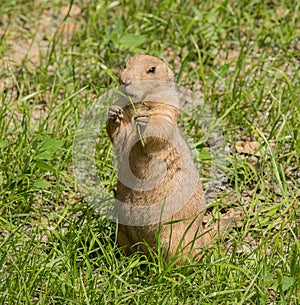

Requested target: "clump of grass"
[{"left": 0, "top": 0, "right": 299, "bottom": 304}]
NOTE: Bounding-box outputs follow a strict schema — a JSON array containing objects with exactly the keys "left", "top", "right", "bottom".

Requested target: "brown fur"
[{"left": 106, "top": 55, "right": 217, "bottom": 262}]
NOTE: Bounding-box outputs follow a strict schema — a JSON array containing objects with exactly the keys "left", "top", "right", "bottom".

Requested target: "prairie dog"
[{"left": 106, "top": 55, "right": 210, "bottom": 261}]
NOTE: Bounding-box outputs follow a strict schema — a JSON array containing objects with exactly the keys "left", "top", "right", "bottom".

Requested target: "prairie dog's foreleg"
[
  {"left": 134, "top": 114, "right": 177, "bottom": 144},
  {"left": 106, "top": 105, "right": 125, "bottom": 142}
]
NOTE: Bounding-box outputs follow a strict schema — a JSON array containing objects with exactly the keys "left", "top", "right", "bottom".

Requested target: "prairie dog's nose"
[
  {"left": 120, "top": 70, "right": 131, "bottom": 86},
  {"left": 120, "top": 78, "right": 131, "bottom": 86}
]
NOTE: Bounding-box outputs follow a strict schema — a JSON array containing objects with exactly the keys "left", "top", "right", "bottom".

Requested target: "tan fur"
[{"left": 106, "top": 55, "right": 216, "bottom": 262}]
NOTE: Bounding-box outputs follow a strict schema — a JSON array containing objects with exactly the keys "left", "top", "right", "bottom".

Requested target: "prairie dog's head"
[
  {"left": 119, "top": 55, "right": 179, "bottom": 107},
  {"left": 120, "top": 55, "right": 174, "bottom": 84}
]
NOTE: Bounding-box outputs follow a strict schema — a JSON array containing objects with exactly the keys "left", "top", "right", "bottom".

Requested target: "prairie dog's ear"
[
  {"left": 157, "top": 58, "right": 174, "bottom": 82},
  {"left": 165, "top": 64, "right": 175, "bottom": 82}
]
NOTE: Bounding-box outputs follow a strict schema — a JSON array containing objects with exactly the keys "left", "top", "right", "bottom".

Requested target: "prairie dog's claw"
[{"left": 108, "top": 105, "right": 124, "bottom": 123}]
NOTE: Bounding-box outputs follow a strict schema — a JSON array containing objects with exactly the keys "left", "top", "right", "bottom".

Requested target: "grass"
[{"left": 0, "top": 0, "right": 299, "bottom": 304}]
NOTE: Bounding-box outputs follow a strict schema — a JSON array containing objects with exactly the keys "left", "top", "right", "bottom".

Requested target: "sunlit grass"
[{"left": 0, "top": 0, "right": 299, "bottom": 304}]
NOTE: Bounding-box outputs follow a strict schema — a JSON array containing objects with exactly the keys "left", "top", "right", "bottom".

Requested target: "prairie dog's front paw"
[
  {"left": 134, "top": 116, "right": 149, "bottom": 127},
  {"left": 108, "top": 105, "right": 124, "bottom": 124},
  {"left": 134, "top": 115, "right": 150, "bottom": 135}
]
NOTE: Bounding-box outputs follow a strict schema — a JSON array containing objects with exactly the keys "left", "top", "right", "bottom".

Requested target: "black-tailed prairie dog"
[{"left": 106, "top": 55, "right": 215, "bottom": 262}]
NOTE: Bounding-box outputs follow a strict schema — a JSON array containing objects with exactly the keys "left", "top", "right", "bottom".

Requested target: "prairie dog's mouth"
[
  {"left": 120, "top": 82, "right": 180, "bottom": 108},
  {"left": 122, "top": 83, "right": 134, "bottom": 94},
  {"left": 123, "top": 84, "right": 147, "bottom": 101}
]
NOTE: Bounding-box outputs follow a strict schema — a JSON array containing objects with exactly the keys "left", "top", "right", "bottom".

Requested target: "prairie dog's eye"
[{"left": 147, "top": 66, "right": 156, "bottom": 73}]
